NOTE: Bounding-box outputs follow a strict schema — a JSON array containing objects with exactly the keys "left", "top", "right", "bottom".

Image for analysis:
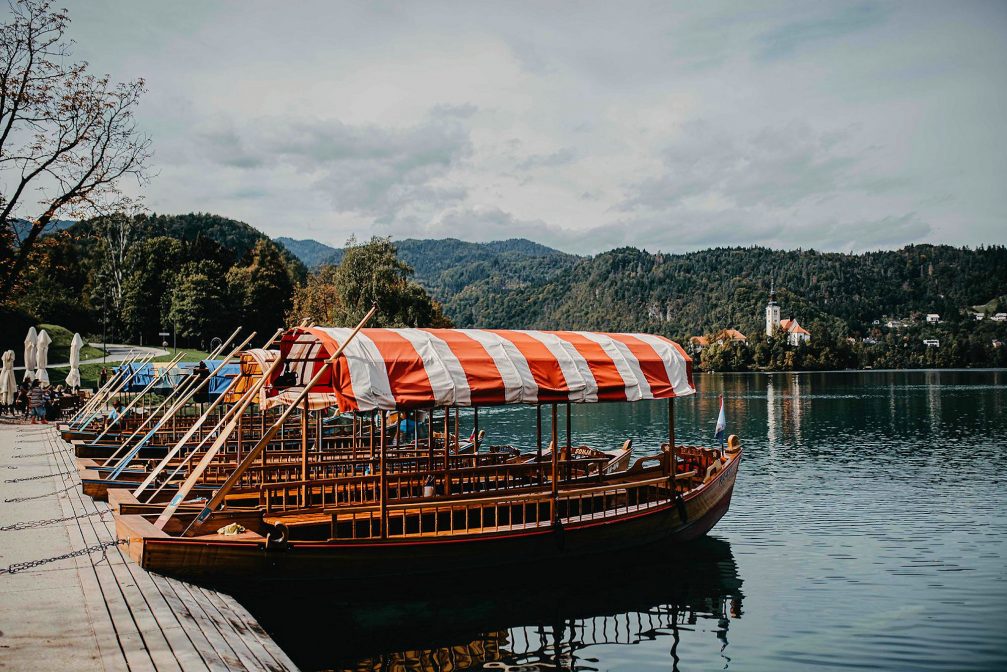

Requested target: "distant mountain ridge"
[
  {"left": 273, "top": 237, "right": 340, "bottom": 268},
  {"left": 274, "top": 234, "right": 1007, "bottom": 340},
  {"left": 274, "top": 236, "right": 566, "bottom": 269}
]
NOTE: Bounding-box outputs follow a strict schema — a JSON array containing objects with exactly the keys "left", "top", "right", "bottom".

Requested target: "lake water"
[{"left": 243, "top": 370, "right": 1007, "bottom": 671}]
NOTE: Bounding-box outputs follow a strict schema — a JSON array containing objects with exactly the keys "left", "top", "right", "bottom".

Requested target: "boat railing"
[
  {"left": 256, "top": 457, "right": 613, "bottom": 513},
  {"left": 194, "top": 450, "right": 519, "bottom": 491},
  {"left": 329, "top": 474, "right": 679, "bottom": 540}
]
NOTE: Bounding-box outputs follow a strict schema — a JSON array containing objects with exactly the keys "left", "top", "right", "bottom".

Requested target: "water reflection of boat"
[{"left": 234, "top": 536, "right": 743, "bottom": 672}]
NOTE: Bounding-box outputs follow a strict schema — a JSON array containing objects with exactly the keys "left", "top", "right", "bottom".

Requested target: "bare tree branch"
[{"left": 0, "top": 0, "right": 150, "bottom": 301}]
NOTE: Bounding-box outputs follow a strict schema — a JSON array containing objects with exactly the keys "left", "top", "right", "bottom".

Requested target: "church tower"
[{"left": 766, "top": 280, "right": 781, "bottom": 336}]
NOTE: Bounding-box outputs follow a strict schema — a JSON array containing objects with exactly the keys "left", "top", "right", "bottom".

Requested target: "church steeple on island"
[
  {"left": 765, "top": 280, "right": 811, "bottom": 345},
  {"left": 765, "top": 280, "right": 780, "bottom": 337}
]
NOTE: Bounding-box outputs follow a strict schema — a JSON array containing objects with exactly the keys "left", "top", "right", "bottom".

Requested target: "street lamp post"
[{"left": 102, "top": 297, "right": 107, "bottom": 367}]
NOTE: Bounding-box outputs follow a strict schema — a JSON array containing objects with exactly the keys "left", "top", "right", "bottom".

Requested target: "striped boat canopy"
[{"left": 271, "top": 327, "right": 694, "bottom": 412}]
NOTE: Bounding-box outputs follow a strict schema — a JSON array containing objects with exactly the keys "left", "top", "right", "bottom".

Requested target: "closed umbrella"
[
  {"left": 65, "top": 332, "right": 83, "bottom": 389},
  {"left": 23, "top": 326, "right": 36, "bottom": 382},
  {"left": 0, "top": 350, "right": 16, "bottom": 405},
  {"left": 35, "top": 328, "right": 51, "bottom": 384}
]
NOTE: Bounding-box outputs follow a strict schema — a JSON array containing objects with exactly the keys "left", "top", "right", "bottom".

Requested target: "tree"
[
  {"left": 290, "top": 237, "right": 451, "bottom": 328},
  {"left": 226, "top": 239, "right": 295, "bottom": 341},
  {"left": 0, "top": 0, "right": 151, "bottom": 300},
  {"left": 121, "top": 236, "right": 184, "bottom": 342},
  {"left": 167, "top": 261, "right": 228, "bottom": 346}
]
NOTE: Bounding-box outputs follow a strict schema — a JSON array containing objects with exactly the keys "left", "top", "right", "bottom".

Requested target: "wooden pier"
[{"left": 0, "top": 423, "right": 298, "bottom": 671}]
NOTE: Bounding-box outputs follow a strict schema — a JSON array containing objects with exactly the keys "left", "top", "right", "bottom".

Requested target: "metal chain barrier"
[
  {"left": 5, "top": 469, "right": 77, "bottom": 483},
  {"left": 5, "top": 483, "right": 78, "bottom": 503},
  {"left": 0, "top": 538, "right": 128, "bottom": 575},
  {"left": 0, "top": 509, "right": 109, "bottom": 532}
]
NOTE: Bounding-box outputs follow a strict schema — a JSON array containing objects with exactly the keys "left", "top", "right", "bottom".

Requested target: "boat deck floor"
[{"left": 0, "top": 424, "right": 298, "bottom": 671}]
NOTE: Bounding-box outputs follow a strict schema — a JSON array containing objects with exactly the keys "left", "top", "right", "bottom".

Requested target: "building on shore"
[{"left": 766, "top": 282, "right": 811, "bottom": 346}]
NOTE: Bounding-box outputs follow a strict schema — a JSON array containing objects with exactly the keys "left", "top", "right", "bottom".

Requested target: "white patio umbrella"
[
  {"left": 0, "top": 350, "right": 16, "bottom": 405},
  {"left": 23, "top": 326, "right": 36, "bottom": 382},
  {"left": 65, "top": 332, "right": 83, "bottom": 389},
  {"left": 35, "top": 328, "right": 51, "bottom": 384}
]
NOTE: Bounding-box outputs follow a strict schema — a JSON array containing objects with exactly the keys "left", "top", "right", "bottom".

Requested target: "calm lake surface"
[{"left": 243, "top": 370, "right": 1007, "bottom": 671}]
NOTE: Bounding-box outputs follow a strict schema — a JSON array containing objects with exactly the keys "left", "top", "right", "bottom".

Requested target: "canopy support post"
[
  {"left": 236, "top": 409, "right": 243, "bottom": 465},
  {"left": 443, "top": 408, "right": 450, "bottom": 488},
  {"left": 473, "top": 406, "right": 479, "bottom": 461},
  {"left": 551, "top": 403, "right": 559, "bottom": 524},
  {"left": 536, "top": 405, "right": 543, "bottom": 485},
  {"left": 668, "top": 397, "right": 676, "bottom": 490},
  {"left": 301, "top": 395, "right": 309, "bottom": 507},
  {"left": 565, "top": 402, "right": 572, "bottom": 481},
  {"left": 368, "top": 411, "right": 374, "bottom": 463},
  {"left": 379, "top": 410, "right": 387, "bottom": 539}
]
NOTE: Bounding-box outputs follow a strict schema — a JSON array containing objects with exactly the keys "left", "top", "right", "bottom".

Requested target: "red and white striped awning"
[{"left": 271, "top": 327, "right": 694, "bottom": 412}]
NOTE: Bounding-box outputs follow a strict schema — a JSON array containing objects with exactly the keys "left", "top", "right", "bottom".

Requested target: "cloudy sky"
[{"left": 56, "top": 0, "right": 1007, "bottom": 254}]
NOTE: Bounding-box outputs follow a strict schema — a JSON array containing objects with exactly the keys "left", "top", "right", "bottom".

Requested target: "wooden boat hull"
[{"left": 119, "top": 452, "right": 740, "bottom": 588}]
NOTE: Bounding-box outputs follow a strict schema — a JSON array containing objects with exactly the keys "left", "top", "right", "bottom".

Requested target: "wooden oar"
[
  {"left": 68, "top": 351, "right": 138, "bottom": 425},
  {"left": 133, "top": 328, "right": 282, "bottom": 497},
  {"left": 72, "top": 351, "right": 149, "bottom": 428},
  {"left": 101, "top": 330, "right": 251, "bottom": 470},
  {"left": 73, "top": 352, "right": 157, "bottom": 430},
  {"left": 173, "top": 307, "right": 376, "bottom": 535},
  {"left": 89, "top": 351, "right": 187, "bottom": 445},
  {"left": 105, "top": 329, "right": 239, "bottom": 458},
  {"left": 154, "top": 338, "right": 290, "bottom": 529}
]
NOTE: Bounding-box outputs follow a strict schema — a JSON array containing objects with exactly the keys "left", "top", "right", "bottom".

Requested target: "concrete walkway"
[{"left": 0, "top": 423, "right": 298, "bottom": 671}]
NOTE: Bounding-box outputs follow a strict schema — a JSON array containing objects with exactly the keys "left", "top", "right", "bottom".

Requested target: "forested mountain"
[
  {"left": 278, "top": 234, "right": 1006, "bottom": 341},
  {"left": 4, "top": 211, "right": 1005, "bottom": 370},
  {"left": 431, "top": 244, "right": 1007, "bottom": 337},
  {"left": 3, "top": 213, "right": 306, "bottom": 352}
]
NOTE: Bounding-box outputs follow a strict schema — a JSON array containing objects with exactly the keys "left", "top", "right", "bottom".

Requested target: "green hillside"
[{"left": 6, "top": 211, "right": 1006, "bottom": 371}]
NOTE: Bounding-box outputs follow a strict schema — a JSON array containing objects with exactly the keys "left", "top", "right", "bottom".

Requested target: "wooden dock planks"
[{"left": 0, "top": 424, "right": 297, "bottom": 672}]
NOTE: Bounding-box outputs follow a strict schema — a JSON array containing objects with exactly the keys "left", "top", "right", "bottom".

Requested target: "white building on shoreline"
[{"left": 766, "top": 282, "right": 811, "bottom": 346}]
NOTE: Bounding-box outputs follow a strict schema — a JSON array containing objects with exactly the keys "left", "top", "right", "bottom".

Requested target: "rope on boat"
[
  {"left": 0, "top": 538, "right": 127, "bottom": 576},
  {"left": 0, "top": 509, "right": 109, "bottom": 532}
]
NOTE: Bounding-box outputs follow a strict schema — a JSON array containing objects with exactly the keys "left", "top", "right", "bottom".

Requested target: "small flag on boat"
[{"left": 714, "top": 394, "right": 726, "bottom": 445}]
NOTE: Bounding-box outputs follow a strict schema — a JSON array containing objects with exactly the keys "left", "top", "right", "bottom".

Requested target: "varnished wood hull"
[{"left": 119, "top": 452, "right": 740, "bottom": 589}]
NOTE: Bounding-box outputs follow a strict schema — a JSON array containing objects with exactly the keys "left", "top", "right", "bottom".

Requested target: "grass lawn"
[
  {"left": 48, "top": 347, "right": 214, "bottom": 390},
  {"left": 39, "top": 323, "right": 105, "bottom": 363}
]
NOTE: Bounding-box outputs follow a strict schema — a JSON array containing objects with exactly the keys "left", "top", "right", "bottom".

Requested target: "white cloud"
[{"left": 59, "top": 0, "right": 1007, "bottom": 253}]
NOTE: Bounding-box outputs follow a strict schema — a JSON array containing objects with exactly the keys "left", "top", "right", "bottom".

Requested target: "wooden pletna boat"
[
  {"left": 83, "top": 339, "right": 630, "bottom": 505},
  {"left": 114, "top": 313, "right": 741, "bottom": 587}
]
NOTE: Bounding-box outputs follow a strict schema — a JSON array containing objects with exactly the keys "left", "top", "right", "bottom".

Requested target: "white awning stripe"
[
  {"left": 577, "top": 332, "right": 646, "bottom": 401},
  {"left": 466, "top": 330, "right": 537, "bottom": 404}
]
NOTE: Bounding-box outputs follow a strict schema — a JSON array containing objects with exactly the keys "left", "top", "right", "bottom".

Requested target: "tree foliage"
[
  {"left": 167, "top": 261, "right": 227, "bottom": 344},
  {"left": 291, "top": 237, "right": 451, "bottom": 328},
  {"left": 226, "top": 239, "right": 295, "bottom": 340}
]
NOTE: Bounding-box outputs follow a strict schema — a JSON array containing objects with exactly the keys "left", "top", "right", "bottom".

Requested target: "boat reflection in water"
[{"left": 234, "top": 536, "right": 744, "bottom": 671}]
